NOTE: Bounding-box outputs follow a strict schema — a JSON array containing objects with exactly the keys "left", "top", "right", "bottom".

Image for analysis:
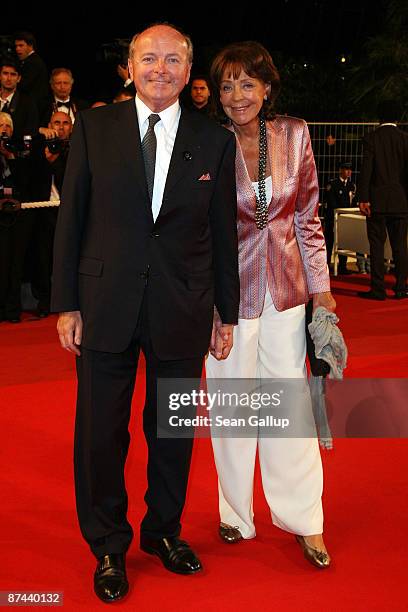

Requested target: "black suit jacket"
[
  {"left": 51, "top": 100, "right": 239, "bottom": 358},
  {"left": 7, "top": 90, "right": 39, "bottom": 138},
  {"left": 325, "top": 177, "right": 356, "bottom": 211},
  {"left": 18, "top": 53, "right": 49, "bottom": 118},
  {"left": 359, "top": 124, "right": 408, "bottom": 214}
]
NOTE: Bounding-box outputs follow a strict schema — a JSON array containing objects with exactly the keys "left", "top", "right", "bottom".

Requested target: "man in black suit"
[
  {"left": 324, "top": 160, "right": 357, "bottom": 274},
  {"left": 0, "top": 61, "right": 38, "bottom": 139},
  {"left": 189, "top": 74, "right": 211, "bottom": 114},
  {"left": 29, "top": 111, "right": 73, "bottom": 318},
  {"left": 14, "top": 31, "right": 49, "bottom": 120},
  {"left": 41, "top": 68, "right": 89, "bottom": 126},
  {"left": 52, "top": 23, "right": 239, "bottom": 603},
  {"left": 358, "top": 100, "right": 408, "bottom": 300}
]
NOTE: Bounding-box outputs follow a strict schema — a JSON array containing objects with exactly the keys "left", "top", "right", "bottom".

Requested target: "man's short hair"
[
  {"left": 50, "top": 68, "right": 74, "bottom": 83},
  {"left": 0, "top": 111, "right": 14, "bottom": 129},
  {"left": 191, "top": 74, "right": 210, "bottom": 87},
  {"left": 14, "top": 31, "right": 36, "bottom": 48},
  {"left": 0, "top": 59, "right": 21, "bottom": 74}
]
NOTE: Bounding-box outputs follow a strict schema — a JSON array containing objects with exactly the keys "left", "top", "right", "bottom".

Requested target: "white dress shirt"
[
  {"left": 0, "top": 92, "right": 14, "bottom": 111},
  {"left": 54, "top": 99, "right": 75, "bottom": 124},
  {"left": 135, "top": 95, "right": 181, "bottom": 222}
]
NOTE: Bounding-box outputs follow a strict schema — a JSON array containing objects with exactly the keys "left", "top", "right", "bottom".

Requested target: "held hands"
[
  {"left": 312, "top": 291, "right": 336, "bottom": 313},
  {"left": 210, "top": 310, "right": 234, "bottom": 360},
  {"left": 359, "top": 202, "right": 371, "bottom": 217},
  {"left": 57, "top": 311, "right": 83, "bottom": 356}
]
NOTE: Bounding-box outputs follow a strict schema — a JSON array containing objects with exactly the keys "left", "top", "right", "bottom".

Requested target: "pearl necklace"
[{"left": 254, "top": 116, "right": 268, "bottom": 230}]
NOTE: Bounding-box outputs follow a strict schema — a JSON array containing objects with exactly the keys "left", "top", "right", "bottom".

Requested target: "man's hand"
[
  {"left": 210, "top": 311, "right": 234, "bottom": 360},
  {"left": 312, "top": 291, "right": 336, "bottom": 313},
  {"left": 359, "top": 201, "right": 371, "bottom": 217},
  {"left": 39, "top": 127, "right": 58, "bottom": 140},
  {"left": 57, "top": 311, "right": 83, "bottom": 356}
]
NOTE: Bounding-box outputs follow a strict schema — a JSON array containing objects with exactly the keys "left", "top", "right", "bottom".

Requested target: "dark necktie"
[
  {"left": 1, "top": 101, "right": 10, "bottom": 113},
  {"left": 56, "top": 100, "right": 70, "bottom": 109},
  {"left": 141, "top": 114, "right": 160, "bottom": 201}
]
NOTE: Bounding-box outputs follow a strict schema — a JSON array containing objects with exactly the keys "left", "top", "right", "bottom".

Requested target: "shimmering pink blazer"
[{"left": 232, "top": 115, "right": 330, "bottom": 318}]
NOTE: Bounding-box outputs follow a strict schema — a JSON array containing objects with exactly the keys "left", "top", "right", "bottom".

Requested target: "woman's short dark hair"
[{"left": 210, "top": 41, "right": 280, "bottom": 123}]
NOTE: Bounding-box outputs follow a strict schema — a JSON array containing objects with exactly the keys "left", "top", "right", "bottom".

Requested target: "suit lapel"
[
  {"left": 112, "top": 100, "right": 152, "bottom": 218},
  {"left": 231, "top": 119, "right": 285, "bottom": 212},
  {"left": 162, "top": 108, "right": 199, "bottom": 200},
  {"left": 267, "top": 118, "right": 285, "bottom": 209}
]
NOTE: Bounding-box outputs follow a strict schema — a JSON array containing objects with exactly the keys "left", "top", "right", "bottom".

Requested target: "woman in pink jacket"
[{"left": 206, "top": 41, "right": 336, "bottom": 569}]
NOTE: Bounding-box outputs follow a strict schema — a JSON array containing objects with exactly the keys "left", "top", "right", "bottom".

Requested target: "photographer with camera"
[
  {"left": 26, "top": 111, "right": 73, "bottom": 319},
  {"left": 0, "top": 112, "right": 31, "bottom": 323},
  {"left": 43, "top": 110, "right": 72, "bottom": 198}
]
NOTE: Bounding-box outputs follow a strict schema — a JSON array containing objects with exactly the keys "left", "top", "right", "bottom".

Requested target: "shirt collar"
[
  {"left": 135, "top": 95, "right": 180, "bottom": 135},
  {"left": 1, "top": 92, "right": 14, "bottom": 102}
]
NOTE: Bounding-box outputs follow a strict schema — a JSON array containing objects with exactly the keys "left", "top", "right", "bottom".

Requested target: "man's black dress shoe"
[
  {"left": 395, "top": 290, "right": 408, "bottom": 299},
  {"left": 94, "top": 553, "right": 129, "bottom": 603},
  {"left": 140, "top": 535, "right": 202, "bottom": 574},
  {"left": 357, "top": 290, "right": 386, "bottom": 301}
]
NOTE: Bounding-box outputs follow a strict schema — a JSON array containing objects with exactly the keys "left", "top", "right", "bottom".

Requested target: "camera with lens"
[
  {"left": 46, "top": 137, "right": 70, "bottom": 155},
  {"left": 0, "top": 133, "right": 32, "bottom": 158}
]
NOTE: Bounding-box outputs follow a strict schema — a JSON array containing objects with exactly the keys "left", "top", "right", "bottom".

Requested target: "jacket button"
[{"left": 151, "top": 232, "right": 160, "bottom": 238}]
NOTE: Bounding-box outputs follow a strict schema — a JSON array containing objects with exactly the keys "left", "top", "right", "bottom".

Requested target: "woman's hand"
[{"left": 312, "top": 291, "right": 336, "bottom": 313}]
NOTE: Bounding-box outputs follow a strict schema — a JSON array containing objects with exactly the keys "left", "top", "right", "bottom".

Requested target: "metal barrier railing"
[{"left": 307, "top": 122, "right": 408, "bottom": 204}]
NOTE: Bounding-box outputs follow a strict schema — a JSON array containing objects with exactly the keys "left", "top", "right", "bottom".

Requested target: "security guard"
[{"left": 324, "top": 160, "right": 357, "bottom": 274}]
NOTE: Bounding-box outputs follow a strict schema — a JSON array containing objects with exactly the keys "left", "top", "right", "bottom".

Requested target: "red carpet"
[{"left": 1, "top": 274, "right": 407, "bottom": 611}]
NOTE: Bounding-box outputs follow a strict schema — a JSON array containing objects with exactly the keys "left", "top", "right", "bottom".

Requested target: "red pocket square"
[{"left": 198, "top": 173, "right": 211, "bottom": 181}]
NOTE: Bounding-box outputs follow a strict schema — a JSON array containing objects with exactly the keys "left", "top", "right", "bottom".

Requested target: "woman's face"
[{"left": 219, "top": 67, "right": 269, "bottom": 127}]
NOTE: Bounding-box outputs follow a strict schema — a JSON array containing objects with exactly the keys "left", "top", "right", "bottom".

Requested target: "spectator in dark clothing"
[
  {"left": 358, "top": 100, "right": 408, "bottom": 300},
  {"left": 0, "top": 60, "right": 38, "bottom": 139},
  {"left": 14, "top": 31, "right": 49, "bottom": 120},
  {"left": 41, "top": 67, "right": 89, "bottom": 126},
  {"left": 29, "top": 111, "right": 73, "bottom": 318},
  {"left": 189, "top": 74, "right": 211, "bottom": 114},
  {"left": 117, "top": 63, "right": 136, "bottom": 96},
  {"left": 0, "top": 112, "right": 32, "bottom": 323},
  {"left": 324, "top": 160, "right": 357, "bottom": 274}
]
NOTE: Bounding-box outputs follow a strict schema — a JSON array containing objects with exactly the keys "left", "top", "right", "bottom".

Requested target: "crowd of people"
[
  {"left": 0, "top": 32, "right": 217, "bottom": 323},
  {"left": 0, "top": 33, "right": 77, "bottom": 322}
]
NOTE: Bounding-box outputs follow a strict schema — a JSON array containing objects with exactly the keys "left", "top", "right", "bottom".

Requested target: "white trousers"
[{"left": 206, "top": 291, "right": 323, "bottom": 538}]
